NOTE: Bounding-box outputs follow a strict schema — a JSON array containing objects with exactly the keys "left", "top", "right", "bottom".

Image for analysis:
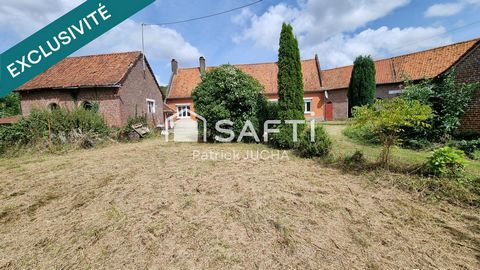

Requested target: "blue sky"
[{"left": 1, "top": 0, "right": 480, "bottom": 85}]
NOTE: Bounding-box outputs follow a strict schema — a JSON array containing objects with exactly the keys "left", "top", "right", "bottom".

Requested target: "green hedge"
[{"left": 0, "top": 108, "right": 109, "bottom": 153}]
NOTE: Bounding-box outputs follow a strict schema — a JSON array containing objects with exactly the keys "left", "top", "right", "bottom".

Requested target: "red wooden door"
[{"left": 325, "top": 102, "right": 333, "bottom": 121}]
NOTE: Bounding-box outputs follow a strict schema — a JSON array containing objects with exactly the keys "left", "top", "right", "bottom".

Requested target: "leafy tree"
[
  {"left": 0, "top": 93, "right": 21, "bottom": 118},
  {"left": 352, "top": 98, "right": 432, "bottom": 166},
  {"left": 348, "top": 56, "right": 376, "bottom": 117},
  {"left": 192, "top": 64, "right": 266, "bottom": 142},
  {"left": 270, "top": 23, "right": 304, "bottom": 149},
  {"left": 402, "top": 71, "right": 478, "bottom": 140}
]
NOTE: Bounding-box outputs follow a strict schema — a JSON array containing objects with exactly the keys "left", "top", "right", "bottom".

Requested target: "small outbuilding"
[{"left": 16, "top": 52, "right": 164, "bottom": 128}]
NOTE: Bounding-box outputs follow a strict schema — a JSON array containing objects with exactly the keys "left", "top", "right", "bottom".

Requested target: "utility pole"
[{"left": 141, "top": 23, "right": 146, "bottom": 76}]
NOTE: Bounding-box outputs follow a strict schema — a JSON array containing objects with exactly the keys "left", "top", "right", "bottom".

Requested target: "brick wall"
[
  {"left": 166, "top": 97, "right": 195, "bottom": 119},
  {"left": 117, "top": 59, "right": 164, "bottom": 127},
  {"left": 375, "top": 84, "right": 403, "bottom": 99},
  {"left": 325, "top": 89, "right": 348, "bottom": 120},
  {"left": 18, "top": 56, "right": 165, "bottom": 128},
  {"left": 167, "top": 92, "right": 326, "bottom": 121},
  {"left": 304, "top": 92, "right": 325, "bottom": 120},
  {"left": 456, "top": 44, "right": 480, "bottom": 131},
  {"left": 19, "top": 88, "right": 123, "bottom": 127}
]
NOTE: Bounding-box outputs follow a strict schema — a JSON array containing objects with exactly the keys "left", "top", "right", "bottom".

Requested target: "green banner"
[{"left": 0, "top": 0, "right": 155, "bottom": 98}]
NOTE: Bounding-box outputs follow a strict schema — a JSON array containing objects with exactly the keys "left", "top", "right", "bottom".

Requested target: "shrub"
[
  {"left": 296, "top": 125, "right": 332, "bottom": 158},
  {"left": 353, "top": 98, "right": 432, "bottom": 166},
  {"left": 0, "top": 92, "right": 21, "bottom": 118},
  {"left": 343, "top": 124, "right": 380, "bottom": 145},
  {"left": 453, "top": 130, "right": 480, "bottom": 141},
  {"left": 120, "top": 115, "right": 147, "bottom": 133},
  {"left": 402, "top": 72, "right": 478, "bottom": 140},
  {"left": 448, "top": 139, "right": 480, "bottom": 160},
  {"left": 262, "top": 101, "right": 279, "bottom": 122},
  {"left": 269, "top": 125, "right": 297, "bottom": 149},
  {"left": 192, "top": 65, "right": 266, "bottom": 142},
  {"left": 401, "top": 138, "right": 432, "bottom": 150},
  {"left": 0, "top": 108, "right": 109, "bottom": 154},
  {"left": 348, "top": 55, "right": 376, "bottom": 117},
  {"left": 471, "top": 150, "right": 480, "bottom": 161},
  {"left": 426, "top": 147, "right": 466, "bottom": 179},
  {"left": 343, "top": 150, "right": 366, "bottom": 168}
]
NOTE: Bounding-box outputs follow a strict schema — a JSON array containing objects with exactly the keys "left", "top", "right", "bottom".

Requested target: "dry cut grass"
[{"left": 0, "top": 139, "right": 479, "bottom": 269}]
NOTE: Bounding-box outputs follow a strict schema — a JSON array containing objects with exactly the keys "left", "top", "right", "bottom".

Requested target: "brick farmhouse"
[
  {"left": 166, "top": 38, "right": 480, "bottom": 131},
  {"left": 16, "top": 52, "right": 164, "bottom": 128}
]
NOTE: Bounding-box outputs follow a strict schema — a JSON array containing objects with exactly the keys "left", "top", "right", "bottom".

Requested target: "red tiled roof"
[
  {"left": 168, "top": 38, "right": 480, "bottom": 97},
  {"left": 321, "top": 38, "right": 480, "bottom": 90},
  {"left": 168, "top": 59, "right": 322, "bottom": 98},
  {"left": 392, "top": 38, "right": 480, "bottom": 81},
  {"left": 321, "top": 59, "right": 395, "bottom": 90},
  {"left": 17, "top": 52, "right": 142, "bottom": 91},
  {"left": 0, "top": 116, "right": 21, "bottom": 124},
  {"left": 163, "top": 103, "right": 175, "bottom": 113}
]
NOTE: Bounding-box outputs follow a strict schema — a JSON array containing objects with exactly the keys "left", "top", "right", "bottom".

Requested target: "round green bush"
[
  {"left": 297, "top": 125, "right": 332, "bottom": 158},
  {"left": 269, "top": 125, "right": 299, "bottom": 149},
  {"left": 192, "top": 65, "right": 267, "bottom": 142},
  {"left": 426, "top": 146, "right": 466, "bottom": 178}
]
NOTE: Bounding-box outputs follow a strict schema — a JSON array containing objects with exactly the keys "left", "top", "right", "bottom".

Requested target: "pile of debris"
[{"left": 128, "top": 123, "right": 150, "bottom": 141}]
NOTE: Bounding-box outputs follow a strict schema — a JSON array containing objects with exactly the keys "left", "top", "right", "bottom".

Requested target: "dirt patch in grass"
[{"left": 0, "top": 140, "right": 479, "bottom": 269}]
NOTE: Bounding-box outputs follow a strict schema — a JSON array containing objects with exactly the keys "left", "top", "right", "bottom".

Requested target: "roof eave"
[{"left": 16, "top": 84, "right": 122, "bottom": 92}]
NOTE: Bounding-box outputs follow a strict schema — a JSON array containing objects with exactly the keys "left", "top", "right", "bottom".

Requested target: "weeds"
[{"left": 0, "top": 108, "right": 110, "bottom": 156}]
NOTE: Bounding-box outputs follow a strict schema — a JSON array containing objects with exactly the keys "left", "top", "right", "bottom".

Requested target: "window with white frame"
[
  {"left": 147, "top": 99, "right": 156, "bottom": 114},
  {"left": 388, "top": 90, "right": 402, "bottom": 95},
  {"left": 176, "top": 105, "right": 191, "bottom": 118},
  {"left": 304, "top": 99, "right": 312, "bottom": 114}
]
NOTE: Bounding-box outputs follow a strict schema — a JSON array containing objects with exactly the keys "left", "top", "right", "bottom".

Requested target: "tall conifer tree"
[
  {"left": 277, "top": 23, "right": 304, "bottom": 121},
  {"left": 348, "top": 56, "right": 376, "bottom": 117},
  {"left": 270, "top": 23, "right": 305, "bottom": 149}
]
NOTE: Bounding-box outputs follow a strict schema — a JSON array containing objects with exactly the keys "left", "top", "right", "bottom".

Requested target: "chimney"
[
  {"left": 171, "top": 59, "right": 178, "bottom": 75},
  {"left": 199, "top": 56, "right": 206, "bottom": 74}
]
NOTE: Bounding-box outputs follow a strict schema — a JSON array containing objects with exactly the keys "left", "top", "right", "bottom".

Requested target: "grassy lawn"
[
  {"left": 1, "top": 139, "right": 479, "bottom": 269},
  {"left": 322, "top": 122, "right": 480, "bottom": 177}
]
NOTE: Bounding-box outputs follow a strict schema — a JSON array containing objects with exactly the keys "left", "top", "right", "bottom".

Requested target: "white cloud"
[
  {"left": 233, "top": 4, "right": 300, "bottom": 48},
  {"left": 0, "top": 0, "right": 84, "bottom": 37},
  {"left": 424, "top": 0, "right": 480, "bottom": 18},
  {"left": 306, "top": 26, "right": 450, "bottom": 68},
  {"left": 425, "top": 2, "right": 465, "bottom": 17},
  {"left": 232, "top": 8, "right": 254, "bottom": 26},
  {"left": 233, "top": 0, "right": 459, "bottom": 69},
  {"left": 0, "top": 1, "right": 202, "bottom": 66},
  {"left": 79, "top": 20, "right": 202, "bottom": 66},
  {"left": 234, "top": 0, "right": 411, "bottom": 50}
]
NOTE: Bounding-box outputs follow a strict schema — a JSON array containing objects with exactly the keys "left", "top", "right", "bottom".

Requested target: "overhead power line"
[
  {"left": 143, "top": 0, "right": 263, "bottom": 26},
  {"left": 140, "top": 0, "right": 263, "bottom": 73},
  {"left": 389, "top": 19, "right": 480, "bottom": 53}
]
